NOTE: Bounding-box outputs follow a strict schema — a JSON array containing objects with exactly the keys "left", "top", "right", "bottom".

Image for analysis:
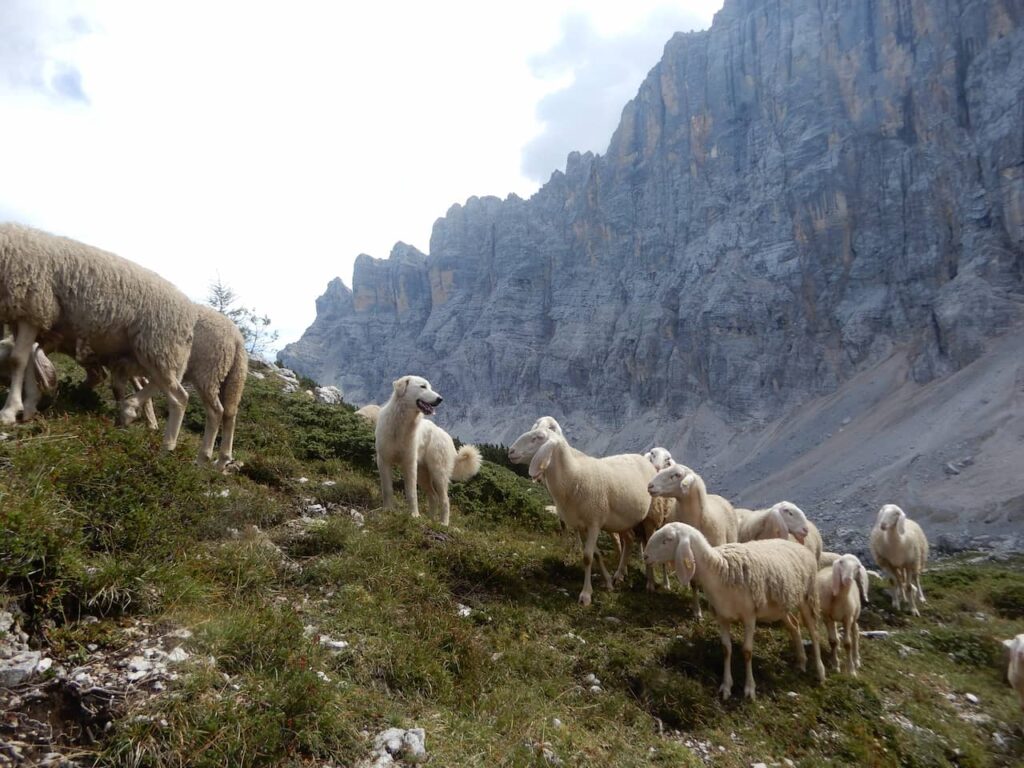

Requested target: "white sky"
[{"left": 1, "top": 0, "right": 721, "bottom": 348}]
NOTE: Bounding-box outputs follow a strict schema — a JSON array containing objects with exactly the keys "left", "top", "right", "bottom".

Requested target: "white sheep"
[
  {"left": 770, "top": 501, "right": 823, "bottom": 563},
  {"left": 0, "top": 336, "right": 57, "bottom": 421},
  {"left": 355, "top": 403, "right": 381, "bottom": 424},
  {"left": 816, "top": 555, "right": 868, "bottom": 675},
  {"left": 508, "top": 426, "right": 655, "bottom": 606},
  {"left": 0, "top": 223, "right": 196, "bottom": 450},
  {"left": 736, "top": 506, "right": 789, "bottom": 543},
  {"left": 109, "top": 305, "right": 249, "bottom": 472},
  {"left": 643, "top": 446, "right": 675, "bottom": 471},
  {"left": 818, "top": 551, "right": 842, "bottom": 568},
  {"left": 647, "top": 464, "right": 738, "bottom": 618},
  {"left": 1004, "top": 634, "right": 1024, "bottom": 717},
  {"left": 869, "top": 504, "right": 929, "bottom": 616},
  {"left": 644, "top": 522, "right": 827, "bottom": 700}
]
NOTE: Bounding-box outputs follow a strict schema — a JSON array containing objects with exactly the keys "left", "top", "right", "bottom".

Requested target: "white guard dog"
[{"left": 375, "top": 374, "right": 482, "bottom": 525}]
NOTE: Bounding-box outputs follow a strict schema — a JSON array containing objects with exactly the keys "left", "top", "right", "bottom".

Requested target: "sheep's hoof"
[
  {"left": 0, "top": 410, "right": 18, "bottom": 425},
  {"left": 744, "top": 686, "right": 756, "bottom": 700},
  {"left": 718, "top": 683, "right": 732, "bottom": 700},
  {"left": 578, "top": 592, "right": 592, "bottom": 607}
]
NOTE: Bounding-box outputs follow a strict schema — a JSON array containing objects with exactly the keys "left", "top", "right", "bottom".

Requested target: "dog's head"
[{"left": 392, "top": 375, "right": 443, "bottom": 416}]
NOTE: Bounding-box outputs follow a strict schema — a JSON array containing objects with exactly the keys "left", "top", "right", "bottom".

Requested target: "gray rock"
[
  {"left": 0, "top": 650, "right": 42, "bottom": 687},
  {"left": 314, "top": 385, "right": 345, "bottom": 405}
]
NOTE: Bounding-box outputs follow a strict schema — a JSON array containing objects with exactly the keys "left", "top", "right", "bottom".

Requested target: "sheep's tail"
[
  {"left": 452, "top": 445, "right": 482, "bottom": 482},
  {"left": 32, "top": 346, "right": 58, "bottom": 394},
  {"left": 220, "top": 337, "right": 249, "bottom": 416}
]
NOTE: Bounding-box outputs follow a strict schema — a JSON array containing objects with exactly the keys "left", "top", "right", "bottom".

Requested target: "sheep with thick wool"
[
  {"left": 869, "top": 504, "right": 929, "bottom": 616},
  {"left": 0, "top": 223, "right": 196, "bottom": 450},
  {"left": 644, "top": 522, "right": 827, "bottom": 700},
  {"left": 508, "top": 426, "right": 655, "bottom": 606},
  {"left": 1004, "top": 634, "right": 1024, "bottom": 718},
  {"left": 355, "top": 403, "right": 381, "bottom": 424},
  {"left": 647, "top": 464, "right": 738, "bottom": 618},
  {"left": 0, "top": 336, "right": 56, "bottom": 420},
  {"left": 816, "top": 554, "right": 868, "bottom": 675},
  {"left": 107, "top": 305, "right": 248, "bottom": 471}
]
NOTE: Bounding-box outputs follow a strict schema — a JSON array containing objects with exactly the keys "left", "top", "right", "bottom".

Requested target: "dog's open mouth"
[{"left": 416, "top": 399, "right": 436, "bottom": 416}]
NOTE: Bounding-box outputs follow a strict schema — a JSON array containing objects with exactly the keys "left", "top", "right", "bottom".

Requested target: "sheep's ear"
[
  {"left": 32, "top": 347, "right": 58, "bottom": 392},
  {"left": 678, "top": 472, "right": 694, "bottom": 492},
  {"left": 831, "top": 562, "right": 843, "bottom": 597},
  {"left": 673, "top": 537, "right": 695, "bottom": 587},
  {"left": 768, "top": 509, "right": 788, "bottom": 539},
  {"left": 528, "top": 437, "right": 557, "bottom": 480},
  {"left": 857, "top": 564, "right": 870, "bottom": 604},
  {"left": 897, "top": 510, "right": 906, "bottom": 536},
  {"left": 393, "top": 376, "right": 410, "bottom": 397}
]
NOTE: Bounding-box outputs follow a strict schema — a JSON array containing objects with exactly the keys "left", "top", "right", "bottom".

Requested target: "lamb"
[
  {"left": 644, "top": 522, "right": 827, "bottom": 700},
  {"left": 643, "top": 446, "right": 675, "bottom": 471},
  {"left": 647, "top": 463, "right": 738, "bottom": 618},
  {"left": 355, "top": 403, "right": 381, "bottom": 424},
  {"left": 508, "top": 426, "right": 655, "bottom": 606},
  {"left": 0, "top": 223, "right": 196, "bottom": 450},
  {"left": 108, "top": 305, "right": 248, "bottom": 471},
  {"left": 0, "top": 336, "right": 57, "bottom": 420},
  {"left": 375, "top": 375, "right": 481, "bottom": 526},
  {"left": 869, "top": 504, "right": 929, "bottom": 616},
  {"left": 1004, "top": 634, "right": 1024, "bottom": 717},
  {"left": 816, "top": 554, "right": 868, "bottom": 675}
]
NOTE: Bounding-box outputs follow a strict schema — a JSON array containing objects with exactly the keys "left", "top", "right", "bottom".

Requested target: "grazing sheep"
[
  {"left": 819, "top": 551, "right": 842, "bottom": 568},
  {"left": 816, "top": 555, "right": 868, "bottom": 675},
  {"left": 647, "top": 464, "right": 738, "bottom": 618},
  {"left": 1004, "top": 634, "right": 1024, "bottom": 716},
  {"left": 355, "top": 403, "right": 381, "bottom": 424},
  {"left": 0, "top": 223, "right": 196, "bottom": 450},
  {"left": 643, "top": 446, "right": 675, "bottom": 471},
  {"left": 508, "top": 426, "right": 655, "bottom": 606},
  {"left": 0, "top": 336, "right": 57, "bottom": 420},
  {"left": 736, "top": 506, "right": 789, "bottom": 543},
  {"left": 869, "top": 504, "right": 929, "bottom": 616},
  {"left": 644, "top": 522, "right": 827, "bottom": 700},
  {"left": 375, "top": 375, "right": 481, "bottom": 525},
  {"left": 109, "top": 306, "right": 248, "bottom": 471}
]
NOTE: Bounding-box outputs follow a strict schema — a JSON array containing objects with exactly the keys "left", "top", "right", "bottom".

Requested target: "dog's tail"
[{"left": 452, "top": 445, "right": 483, "bottom": 482}]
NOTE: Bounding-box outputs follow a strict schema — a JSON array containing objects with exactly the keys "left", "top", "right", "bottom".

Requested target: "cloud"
[
  {"left": 0, "top": 0, "right": 91, "bottom": 103},
  {"left": 521, "top": 7, "right": 706, "bottom": 182}
]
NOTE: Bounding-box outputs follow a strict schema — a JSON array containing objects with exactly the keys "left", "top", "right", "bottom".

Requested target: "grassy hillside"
[{"left": 2, "top": 361, "right": 1023, "bottom": 767}]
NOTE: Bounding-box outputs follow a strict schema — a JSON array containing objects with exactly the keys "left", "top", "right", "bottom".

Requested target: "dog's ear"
[{"left": 392, "top": 376, "right": 410, "bottom": 397}]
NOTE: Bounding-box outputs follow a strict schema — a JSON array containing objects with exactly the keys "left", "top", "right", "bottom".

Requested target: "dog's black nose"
[{"left": 434, "top": 395, "right": 443, "bottom": 405}]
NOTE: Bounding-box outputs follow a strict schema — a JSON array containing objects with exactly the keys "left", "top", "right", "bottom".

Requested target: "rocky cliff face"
[{"left": 281, "top": 0, "right": 1024, "bottom": 542}]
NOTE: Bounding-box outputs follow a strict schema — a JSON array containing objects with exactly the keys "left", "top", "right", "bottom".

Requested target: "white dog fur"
[{"left": 375, "top": 374, "right": 481, "bottom": 525}]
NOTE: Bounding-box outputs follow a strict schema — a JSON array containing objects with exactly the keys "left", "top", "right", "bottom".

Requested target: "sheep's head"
[
  {"left": 876, "top": 504, "right": 906, "bottom": 535},
  {"left": 770, "top": 501, "right": 810, "bottom": 543},
  {"left": 831, "top": 554, "right": 868, "bottom": 603},
  {"left": 643, "top": 446, "right": 675, "bottom": 471},
  {"left": 508, "top": 427, "right": 561, "bottom": 480},
  {"left": 531, "top": 416, "right": 563, "bottom": 437},
  {"left": 645, "top": 522, "right": 699, "bottom": 587},
  {"left": 648, "top": 463, "right": 695, "bottom": 497}
]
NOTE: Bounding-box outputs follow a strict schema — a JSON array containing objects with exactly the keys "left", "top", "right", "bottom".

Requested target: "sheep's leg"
[
  {"left": 579, "top": 525, "right": 601, "bottom": 606},
  {"left": 215, "top": 408, "right": 239, "bottom": 472},
  {"left": 111, "top": 370, "right": 134, "bottom": 427},
  {"left": 889, "top": 570, "right": 902, "bottom": 611},
  {"left": 593, "top": 542, "right": 613, "bottom": 591},
  {"left": 197, "top": 390, "right": 225, "bottom": 466},
  {"left": 133, "top": 377, "right": 158, "bottom": 430},
  {"left": 851, "top": 620, "right": 861, "bottom": 672},
  {"left": 742, "top": 616, "right": 757, "bottom": 700},
  {"left": 826, "top": 619, "right": 840, "bottom": 672},
  {"left": 798, "top": 600, "right": 827, "bottom": 683},
  {"left": 913, "top": 569, "right": 926, "bottom": 603},
  {"left": 690, "top": 585, "right": 703, "bottom": 620},
  {"left": 0, "top": 321, "right": 37, "bottom": 424},
  {"left": 401, "top": 454, "right": 419, "bottom": 517},
  {"left": 907, "top": 570, "right": 920, "bottom": 616},
  {"left": 842, "top": 618, "right": 856, "bottom": 676},
  {"left": 717, "top": 617, "right": 734, "bottom": 700},
  {"left": 20, "top": 367, "right": 41, "bottom": 421},
  {"left": 784, "top": 614, "right": 808, "bottom": 672},
  {"left": 378, "top": 452, "right": 395, "bottom": 510},
  {"left": 612, "top": 529, "right": 634, "bottom": 585},
  {"left": 123, "top": 373, "right": 188, "bottom": 450}
]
